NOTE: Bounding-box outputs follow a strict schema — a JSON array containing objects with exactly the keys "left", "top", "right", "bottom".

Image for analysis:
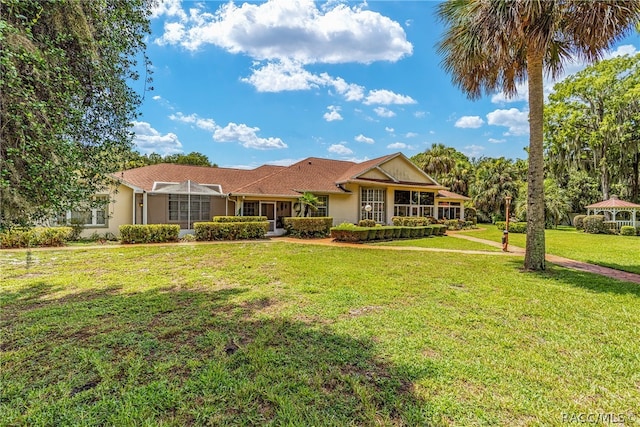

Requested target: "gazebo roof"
[{"left": 586, "top": 196, "right": 640, "bottom": 209}]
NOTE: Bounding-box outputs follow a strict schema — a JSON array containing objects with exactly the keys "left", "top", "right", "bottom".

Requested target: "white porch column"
[
  {"left": 132, "top": 192, "right": 137, "bottom": 224},
  {"left": 142, "top": 192, "right": 148, "bottom": 225}
]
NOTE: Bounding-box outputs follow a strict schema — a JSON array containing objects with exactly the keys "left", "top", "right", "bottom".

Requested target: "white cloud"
[
  {"left": 131, "top": 121, "right": 183, "bottom": 155},
  {"left": 151, "top": 0, "right": 187, "bottom": 20},
  {"left": 486, "top": 108, "right": 529, "bottom": 136},
  {"left": 387, "top": 142, "right": 411, "bottom": 150},
  {"left": 354, "top": 134, "right": 374, "bottom": 144},
  {"left": 385, "top": 127, "right": 394, "bottom": 133},
  {"left": 242, "top": 60, "right": 321, "bottom": 92},
  {"left": 324, "top": 105, "right": 343, "bottom": 122},
  {"left": 455, "top": 116, "right": 485, "bottom": 129},
  {"left": 462, "top": 144, "right": 485, "bottom": 158},
  {"left": 213, "top": 122, "right": 287, "bottom": 150},
  {"left": 607, "top": 44, "right": 638, "bottom": 58},
  {"left": 374, "top": 107, "right": 396, "bottom": 118},
  {"left": 169, "top": 112, "right": 217, "bottom": 132},
  {"left": 488, "top": 138, "right": 506, "bottom": 144},
  {"left": 328, "top": 143, "right": 353, "bottom": 155},
  {"left": 364, "top": 89, "right": 416, "bottom": 105},
  {"left": 152, "top": 95, "right": 162, "bottom": 101},
  {"left": 405, "top": 132, "right": 418, "bottom": 138},
  {"left": 153, "top": 0, "right": 412, "bottom": 64},
  {"left": 414, "top": 111, "right": 427, "bottom": 118}
]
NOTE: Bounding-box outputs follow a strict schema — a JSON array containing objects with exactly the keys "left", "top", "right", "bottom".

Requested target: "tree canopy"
[
  {"left": 545, "top": 53, "right": 640, "bottom": 203},
  {"left": 437, "top": 0, "right": 640, "bottom": 271},
  {"left": 0, "top": 0, "right": 152, "bottom": 227}
]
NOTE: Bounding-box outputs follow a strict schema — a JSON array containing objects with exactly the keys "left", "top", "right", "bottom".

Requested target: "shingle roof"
[
  {"left": 111, "top": 153, "right": 466, "bottom": 199},
  {"left": 586, "top": 197, "right": 640, "bottom": 209},
  {"left": 113, "top": 163, "right": 285, "bottom": 193},
  {"left": 437, "top": 190, "right": 471, "bottom": 200}
]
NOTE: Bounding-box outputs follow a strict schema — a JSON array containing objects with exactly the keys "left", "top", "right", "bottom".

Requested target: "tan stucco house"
[{"left": 79, "top": 152, "right": 470, "bottom": 237}]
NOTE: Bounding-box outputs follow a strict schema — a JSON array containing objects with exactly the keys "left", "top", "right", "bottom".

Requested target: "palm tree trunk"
[{"left": 524, "top": 51, "right": 546, "bottom": 271}]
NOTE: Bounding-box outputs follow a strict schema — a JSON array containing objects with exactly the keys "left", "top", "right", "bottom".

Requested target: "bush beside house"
[
  {"left": 0, "top": 227, "right": 73, "bottom": 248},
  {"left": 119, "top": 224, "right": 180, "bottom": 244},
  {"left": 330, "top": 223, "right": 445, "bottom": 242},
  {"left": 194, "top": 221, "right": 268, "bottom": 241},
  {"left": 283, "top": 217, "right": 333, "bottom": 238}
]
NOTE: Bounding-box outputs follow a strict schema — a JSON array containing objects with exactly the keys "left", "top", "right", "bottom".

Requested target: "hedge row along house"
[{"left": 73, "top": 152, "right": 470, "bottom": 237}]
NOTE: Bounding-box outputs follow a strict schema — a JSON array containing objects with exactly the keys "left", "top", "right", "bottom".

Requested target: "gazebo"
[{"left": 585, "top": 195, "right": 640, "bottom": 231}]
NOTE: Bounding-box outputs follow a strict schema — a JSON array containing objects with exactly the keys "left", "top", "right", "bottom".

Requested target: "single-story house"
[{"left": 75, "top": 152, "right": 470, "bottom": 237}]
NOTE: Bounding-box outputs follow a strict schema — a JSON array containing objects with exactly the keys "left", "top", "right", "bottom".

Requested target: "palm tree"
[
  {"left": 294, "top": 192, "right": 320, "bottom": 217},
  {"left": 437, "top": 0, "right": 640, "bottom": 271}
]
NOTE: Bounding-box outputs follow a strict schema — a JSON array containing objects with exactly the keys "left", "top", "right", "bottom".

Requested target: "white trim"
[{"left": 142, "top": 192, "right": 148, "bottom": 225}]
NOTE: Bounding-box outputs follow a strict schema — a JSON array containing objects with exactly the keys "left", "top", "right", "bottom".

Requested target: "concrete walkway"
[{"left": 448, "top": 232, "right": 640, "bottom": 285}]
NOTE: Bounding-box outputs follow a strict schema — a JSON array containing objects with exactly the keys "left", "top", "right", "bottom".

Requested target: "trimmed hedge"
[
  {"left": 620, "top": 226, "right": 636, "bottom": 236},
  {"left": 119, "top": 224, "right": 180, "bottom": 244},
  {"left": 582, "top": 215, "right": 607, "bottom": 234},
  {"left": 283, "top": 217, "right": 333, "bottom": 238},
  {"left": 358, "top": 219, "right": 376, "bottom": 227},
  {"left": 213, "top": 216, "right": 267, "bottom": 223},
  {"left": 573, "top": 214, "right": 587, "bottom": 230},
  {"left": 391, "top": 216, "right": 429, "bottom": 226},
  {"left": 330, "top": 225, "right": 443, "bottom": 242},
  {"left": 495, "top": 221, "right": 527, "bottom": 233},
  {"left": 0, "top": 227, "right": 73, "bottom": 248},
  {"left": 194, "top": 221, "right": 268, "bottom": 241},
  {"left": 429, "top": 225, "right": 447, "bottom": 236}
]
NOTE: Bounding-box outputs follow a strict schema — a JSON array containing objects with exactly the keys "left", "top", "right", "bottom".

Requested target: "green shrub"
[
  {"left": 428, "top": 225, "right": 447, "bottom": 236},
  {"left": 392, "top": 227, "right": 402, "bottom": 238},
  {"left": 423, "top": 226, "right": 433, "bottom": 237},
  {"left": 464, "top": 206, "right": 477, "bottom": 224},
  {"left": 283, "top": 217, "right": 333, "bottom": 238},
  {"left": 194, "top": 221, "right": 268, "bottom": 241},
  {"left": 445, "top": 219, "right": 465, "bottom": 230},
  {"left": 582, "top": 215, "right": 607, "bottom": 234},
  {"left": 391, "top": 216, "right": 429, "bottom": 226},
  {"left": 573, "top": 214, "right": 587, "bottom": 230},
  {"left": 67, "top": 218, "right": 85, "bottom": 240},
  {"left": 0, "top": 227, "right": 73, "bottom": 249},
  {"left": 119, "top": 224, "right": 180, "bottom": 244},
  {"left": 358, "top": 219, "right": 376, "bottom": 227},
  {"left": 330, "top": 226, "right": 369, "bottom": 242},
  {"left": 213, "top": 216, "right": 267, "bottom": 223},
  {"left": 399, "top": 227, "right": 412, "bottom": 238},
  {"left": 495, "top": 221, "right": 527, "bottom": 233},
  {"left": 383, "top": 227, "right": 395, "bottom": 239},
  {"left": 620, "top": 226, "right": 636, "bottom": 236}
]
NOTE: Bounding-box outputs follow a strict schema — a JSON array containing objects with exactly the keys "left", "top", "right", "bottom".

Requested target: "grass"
[
  {"left": 372, "top": 235, "right": 502, "bottom": 251},
  {"left": 2, "top": 242, "right": 640, "bottom": 425},
  {"left": 460, "top": 225, "right": 640, "bottom": 274}
]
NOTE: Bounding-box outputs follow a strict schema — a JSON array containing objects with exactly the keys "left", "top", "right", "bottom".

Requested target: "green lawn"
[
  {"left": 461, "top": 225, "right": 640, "bottom": 274},
  {"left": 373, "top": 235, "right": 502, "bottom": 251},
  {"left": 2, "top": 242, "right": 639, "bottom": 425}
]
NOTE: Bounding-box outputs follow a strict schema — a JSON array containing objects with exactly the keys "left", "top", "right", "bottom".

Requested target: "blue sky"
[{"left": 132, "top": 0, "right": 640, "bottom": 168}]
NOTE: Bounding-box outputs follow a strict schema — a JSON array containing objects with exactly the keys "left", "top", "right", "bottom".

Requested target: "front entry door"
[{"left": 260, "top": 202, "right": 276, "bottom": 232}]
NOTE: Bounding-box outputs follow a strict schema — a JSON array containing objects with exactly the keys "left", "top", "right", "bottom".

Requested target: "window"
[
  {"left": 438, "top": 202, "right": 461, "bottom": 220},
  {"left": 168, "top": 195, "right": 211, "bottom": 221},
  {"left": 361, "top": 188, "right": 385, "bottom": 223},
  {"left": 242, "top": 201, "right": 259, "bottom": 216},
  {"left": 58, "top": 195, "right": 109, "bottom": 227},
  {"left": 393, "top": 190, "right": 434, "bottom": 218},
  {"left": 310, "top": 195, "right": 329, "bottom": 217}
]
